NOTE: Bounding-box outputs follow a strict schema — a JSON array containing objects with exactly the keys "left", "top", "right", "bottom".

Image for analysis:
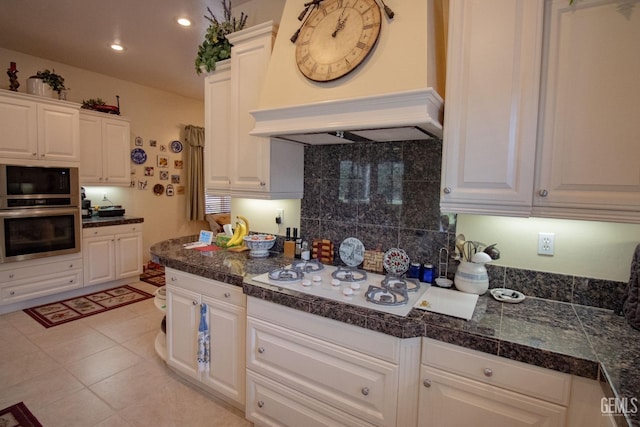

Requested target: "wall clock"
[{"left": 295, "top": 0, "right": 382, "bottom": 82}]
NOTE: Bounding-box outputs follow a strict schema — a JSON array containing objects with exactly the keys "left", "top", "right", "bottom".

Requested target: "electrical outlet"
[
  {"left": 538, "top": 232, "right": 555, "bottom": 256},
  {"left": 275, "top": 208, "right": 284, "bottom": 224},
  {"left": 102, "top": 192, "right": 108, "bottom": 201}
]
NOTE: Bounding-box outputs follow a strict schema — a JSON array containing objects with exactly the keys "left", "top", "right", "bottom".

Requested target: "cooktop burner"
[
  {"left": 331, "top": 266, "right": 367, "bottom": 282},
  {"left": 290, "top": 259, "right": 324, "bottom": 273},
  {"left": 251, "top": 263, "right": 429, "bottom": 317}
]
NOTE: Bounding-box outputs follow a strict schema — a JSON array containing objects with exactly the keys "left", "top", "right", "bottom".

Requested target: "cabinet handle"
[
  {"left": 224, "top": 292, "right": 231, "bottom": 298},
  {"left": 361, "top": 387, "right": 370, "bottom": 396},
  {"left": 257, "top": 400, "right": 264, "bottom": 408},
  {"left": 423, "top": 379, "right": 431, "bottom": 388},
  {"left": 443, "top": 187, "right": 451, "bottom": 194},
  {"left": 538, "top": 189, "right": 548, "bottom": 197},
  {"left": 258, "top": 347, "right": 265, "bottom": 354},
  {"left": 483, "top": 368, "right": 493, "bottom": 377}
]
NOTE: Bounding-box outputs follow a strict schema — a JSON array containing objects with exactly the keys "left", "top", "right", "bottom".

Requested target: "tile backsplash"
[{"left": 299, "top": 140, "right": 627, "bottom": 311}]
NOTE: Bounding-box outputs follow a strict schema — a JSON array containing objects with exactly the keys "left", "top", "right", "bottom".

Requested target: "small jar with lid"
[
  {"left": 408, "top": 262, "right": 421, "bottom": 279},
  {"left": 421, "top": 264, "right": 434, "bottom": 283}
]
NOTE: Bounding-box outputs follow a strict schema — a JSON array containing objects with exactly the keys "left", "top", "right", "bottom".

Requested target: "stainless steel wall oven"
[{"left": 0, "top": 165, "right": 80, "bottom": 263}]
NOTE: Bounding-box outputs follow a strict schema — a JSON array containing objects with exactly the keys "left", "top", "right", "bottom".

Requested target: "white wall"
[
  {"left": 457, "top": 214, "right": 640, "bottom": 282},
  {"left": 231, "top": 198, "right": 301, "bottom": 236},
  {"left": 0, "top": 47, "right": 207, "bottom": 263}
]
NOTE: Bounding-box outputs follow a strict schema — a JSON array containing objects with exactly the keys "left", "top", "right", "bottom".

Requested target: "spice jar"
[
  {"left": 408, "top": 262, "right": 421, "bottom": 279},
  {"left": 421, "top": 264, "right": 434, "bottom": 283}
]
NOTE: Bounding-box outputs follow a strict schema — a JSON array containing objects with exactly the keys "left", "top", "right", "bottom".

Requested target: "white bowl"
[{"left": 243, "top": 234, "right": 276, "bottom": 257}]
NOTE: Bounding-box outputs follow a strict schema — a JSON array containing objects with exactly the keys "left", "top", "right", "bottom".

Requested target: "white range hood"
[
  {"left": 249, "top": 0, "right": 447, "bottom": 145},
  {"left": 250, "top": 88, "right": 443, "bottom": 144}
]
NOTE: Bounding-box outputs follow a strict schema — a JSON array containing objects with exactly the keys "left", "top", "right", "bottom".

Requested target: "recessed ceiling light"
[
  {"left": 110, "top": 44, "right": 124, "bottom": 51},
  {"left": 177, "top": 17, "right": 191, "bottom": 27}
]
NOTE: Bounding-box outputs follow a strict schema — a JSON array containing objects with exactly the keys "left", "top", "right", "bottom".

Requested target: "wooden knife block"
[{"left": 312, "top": 239, "right": 334, "bottom": 264}]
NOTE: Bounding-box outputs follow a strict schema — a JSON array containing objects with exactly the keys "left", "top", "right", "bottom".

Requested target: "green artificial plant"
[
  {"left": 195, "top": 0, "right": 248, "bottom": 74},
  {"left": 35, "top": 69, "right": 66, "bottom": 93}
]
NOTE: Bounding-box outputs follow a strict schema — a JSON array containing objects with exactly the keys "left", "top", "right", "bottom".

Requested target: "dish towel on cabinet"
[
  {"left": 622, "top": 243, "right": 640, "bottom": 329},
  {"left": 197, "top": 303, "right": 210, "bottom": 372}
]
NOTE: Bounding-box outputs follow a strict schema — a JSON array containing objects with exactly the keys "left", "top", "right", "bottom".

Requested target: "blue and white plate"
[
  {"left": 170, "top": 140, "right": 183, "bottom": 153},
  {"left": 131, "top": 148, "right": 147, "bottom": 164}
]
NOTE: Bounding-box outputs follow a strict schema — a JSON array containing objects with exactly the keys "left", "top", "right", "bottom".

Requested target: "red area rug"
[
  {"left": 0, "top": 402, "right": 42, "bottom": 427},
  {"left": 140, "top": 262, "right": 165, "bottom": 287},
  {"left": 24, "top": 285, "right": 153, "bottom": 328}
]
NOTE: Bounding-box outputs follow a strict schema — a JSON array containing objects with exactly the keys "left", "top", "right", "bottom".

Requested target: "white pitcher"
[{"left": 454, "top": 261, "right": 489, "bottom": 295}]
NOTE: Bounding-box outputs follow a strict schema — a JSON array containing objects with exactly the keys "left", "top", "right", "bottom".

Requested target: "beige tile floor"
[{"left": 0, "top": 281, "right": 252, "bottom": 427}]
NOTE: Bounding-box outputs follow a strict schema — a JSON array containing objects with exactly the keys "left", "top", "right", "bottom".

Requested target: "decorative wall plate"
[
  {"left": 339, "top": 237, "right": 365, "bottom": 267},
  {"left": 383, "top": 248, "right": 410, "bottom": 276},
  {"left": 170, "top": 140, "right": 183, "bottom": 153},
  {"left": 153, "top": 183, "right": 164, "bottom": 196},
  {"left": 131, "top": 148, "right": 147, "bottom": 164}
]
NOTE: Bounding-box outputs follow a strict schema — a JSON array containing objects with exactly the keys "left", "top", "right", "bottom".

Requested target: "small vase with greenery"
[
  {"left": 35, "top": 69, "right": 66, "bottom": 94},
  {"left": 195, "top": 0, "right": 248, "bottom": 75}
]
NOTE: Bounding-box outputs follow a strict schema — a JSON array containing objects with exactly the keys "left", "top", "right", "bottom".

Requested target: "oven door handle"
[{"left": 0, "top": 207, "right": 80, "bottom": 218}]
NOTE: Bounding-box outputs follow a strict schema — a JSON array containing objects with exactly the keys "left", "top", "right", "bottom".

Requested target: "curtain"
[{"left": 184, "top": 125, "right": 205, "bottom": 221}]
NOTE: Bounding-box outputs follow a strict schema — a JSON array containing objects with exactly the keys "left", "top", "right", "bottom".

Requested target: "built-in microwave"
[{"left": 0, "top": 164, "right": 79, "bottom": 209}]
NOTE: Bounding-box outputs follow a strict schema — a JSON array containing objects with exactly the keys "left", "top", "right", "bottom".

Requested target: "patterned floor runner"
[
  {"left": 24, "top": 285, "right": 153, "bottom": 328},
  {"left": 140, "top": 262, "right": 165, "bottom": 287},
  {"left": 0, "top": 402, "right": 43, "bottom": 427}
]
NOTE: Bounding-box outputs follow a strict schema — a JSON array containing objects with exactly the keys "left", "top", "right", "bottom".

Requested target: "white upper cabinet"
[
  {"left": 533, "top": 0, "right": 640, "bottom": 222},
  {"left": 204, "top": 22, "right": 304, "bottom": 199},
  {"left": 79, "top": 110, "right": 131, "bottom": 186},
  {"left": 0, "top": 91, "right": 80, "bottom": 163},
  {"left": 440, "top": 0, "right": 544, "bottom": 217}
]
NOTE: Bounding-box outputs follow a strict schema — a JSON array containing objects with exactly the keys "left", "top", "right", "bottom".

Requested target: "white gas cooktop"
[{"left": 251, "top": 262, "right": 429, "bottom": 317}]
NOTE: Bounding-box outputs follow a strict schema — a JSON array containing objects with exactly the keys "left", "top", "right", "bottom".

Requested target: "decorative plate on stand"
[
  {"left": 339, "top": 237, "right": 365, "bottom": 267},
  {"left": 383, "top": 248, "right": 410, "bottom": 276}
]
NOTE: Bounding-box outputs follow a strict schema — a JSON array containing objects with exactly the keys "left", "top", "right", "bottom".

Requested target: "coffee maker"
[{"left": 81, "top": 187, "right": 92, "bottom": 218}]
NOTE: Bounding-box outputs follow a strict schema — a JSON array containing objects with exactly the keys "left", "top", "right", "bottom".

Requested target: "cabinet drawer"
[
  {"left": 165, "top": 268, "right": 244, "bottom": 307},
  {"left": 248, "top": 317, "right": 398, "bottom": 426},
  {"left": 82, "top": 223, "right": 143, "bottom": 238},
  {"left": 0, "top": 258, "right": 82, "bottom": 283},
  {"left": 422, "top": 338, "right": 571, "bottom": 405},
  {"left": 1, "top": 270, "right": 82, "bottom": 304},
  {"left": 247, "top": 371, "right": 375, "bottom": 427}
]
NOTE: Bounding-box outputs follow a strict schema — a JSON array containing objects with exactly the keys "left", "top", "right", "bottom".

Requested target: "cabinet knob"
[
  {"left": 258, "top": 347, "right": 265, "bottom": 354},
  {"left": 32, "top": 152, "right": 37, "bottom": 157},
  {"left": 69, "top": 279, "right": 74, "bottom": 283},
  {"left": 192, "top": 300, "right": 198, "bottom": 306},
  {"left": 10, "top": 291, "right": 15, "bottom": 296},
  {"left": 361, "top": 387, "right": 370, "bottom": 396},
  {"left": 224, "top": 292, "right": 231, "bottom": 298},
  {"left": 538, "top": 189, "right": 548, "bottom": 197},
  {"left": 260, "top": 181, "right": 266, "bottom": 187},
  {"left": 171, "top": 276, "right": 177, "bottom": 281},
  {"left": 423, "top": 379, "right": 431, "bottom": 388},
  {"left": 69, "top": 264, "right": 74, "bottom": 268},
  {"left": 9, "top": 274, "right": 14, "bottom": 279},
  {"left": 483, "top": 368, "right": 493, "bottom": 377},
  {"left": 40, "top": 154, "right": 45, "bottom": 158},
  {"left": 443, "top": 187, "right": 451, "bottom": 194},
  {"left": 257, "top": 400, "right": 264, "bottom": 408},
  {"left": 99, "top": 177, "right": 103, "bottom": 181}
]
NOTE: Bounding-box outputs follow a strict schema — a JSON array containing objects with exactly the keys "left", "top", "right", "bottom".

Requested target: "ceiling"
[{"left": 0, "top": 0, "right": 254, "bottom": 101}]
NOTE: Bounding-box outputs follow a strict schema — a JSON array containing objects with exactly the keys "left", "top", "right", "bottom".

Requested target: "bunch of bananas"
[{"left": 225, "top": 215, "right": 250, "bottom": 248}]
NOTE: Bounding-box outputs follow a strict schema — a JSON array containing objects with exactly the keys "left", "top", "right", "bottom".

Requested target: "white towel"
[{"left": 197, "top": 303, "right": 210, "bottom": 372}]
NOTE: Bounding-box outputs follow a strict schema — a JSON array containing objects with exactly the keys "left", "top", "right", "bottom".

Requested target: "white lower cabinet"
[
  {"left": 166, "top": 268, "right": 246, "bottom": 408},
  {"left": 418, "top": 338, "right": 570, "bottom": 427},
  {"left": 82, "top": 224, "right": 143, "bottom": 286},
  {"left": 246, "top": 297, "right": 421, "bottom": 427},
  {"left": 0, "top": 254, "right": 83, "bottom": 306}
]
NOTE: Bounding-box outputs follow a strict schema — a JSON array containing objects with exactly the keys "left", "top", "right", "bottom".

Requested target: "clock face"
[{"left": 296, "top": 0, "right": 382, "bottom": 82}]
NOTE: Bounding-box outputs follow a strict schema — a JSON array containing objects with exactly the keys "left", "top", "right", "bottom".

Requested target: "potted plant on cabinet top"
[
  {"left": 195, "top": 0, "right": 248, "bottom": 75},
  {"left": 27, "top": 69, "right": 66, "bottom": 99}
]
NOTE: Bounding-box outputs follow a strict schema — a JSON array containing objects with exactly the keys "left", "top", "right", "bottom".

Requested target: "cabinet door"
[
  {"left": 82, "top": 236, "right": 116, "bottom": 286},
  {"left": 114, "top": 232, "right": 142, "bottom": 279},
  {"left": 201, "top": 295, "right": 245, "bottom": 406},
  {"left": 79, "top": 113, "right": 103, "bottom": 183},
  {"left": 204, "top": 63, "right": 232, "bottom": 193},
  {"left": 37, "top": 103, "right": 80, "bottom": 162},
  {"left": 534, "top": 0, "right": 640, "bottom": 220},
  {"left": 102, "top": 118, "right": 130, "bottom": 185},
  {"left": 229, "top": 28, "right": 273, "bottom": 194},
  {"left": 166, "top": 285, "right": 200, "bottom": 379},
  {"left": 0, "top": 95, "right": 38, "bottom": 159},
  {"left": 418, "top": 365, "right": 566, "bottom": 427},
  {"left": 440, "top": 0, "right": 543, "bottom": 216}
]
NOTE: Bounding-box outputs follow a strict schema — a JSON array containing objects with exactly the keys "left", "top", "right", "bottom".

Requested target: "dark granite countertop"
[
  {"left": 151, "top": 235, "right": 639, "bottom": 427},
  {"left": 82, "top": 216, "right": 144, "bottom": 228}
]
